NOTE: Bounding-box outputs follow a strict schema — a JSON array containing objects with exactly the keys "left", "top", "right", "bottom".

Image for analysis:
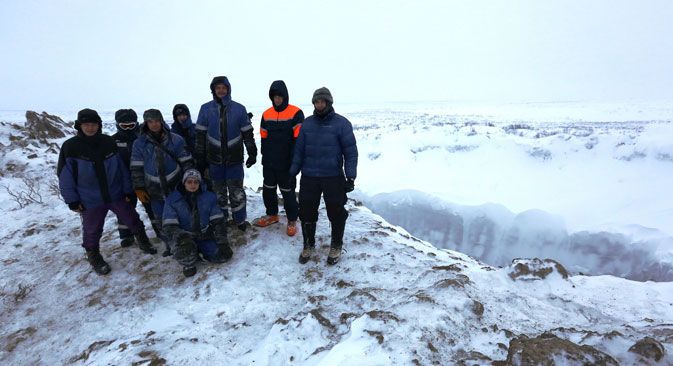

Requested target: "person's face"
[
  {"left": 215, "top": 84, "right": 229, "bottom": 98},
  {"left": 184, "top": 178, "right": 200, "bottom": 192},
  {"left": 177, "top": 114, "right": 188, "bottom": 123},
  {"left": 273, "top": 95, "right": 284, "bottom": 107},
  {"left": 313, "top": 99, "right": 327, "bottom": 112},
  {"left": 147, "top": 119, "right": 163, "bottom": 133},
  {"left": 81, "top": 122, "right": 99, "bottom": 137}
]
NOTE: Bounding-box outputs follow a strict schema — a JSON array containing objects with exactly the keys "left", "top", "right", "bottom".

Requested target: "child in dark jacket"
[{"left": 162, "top": 169, "right": 233, "bottom": 277}]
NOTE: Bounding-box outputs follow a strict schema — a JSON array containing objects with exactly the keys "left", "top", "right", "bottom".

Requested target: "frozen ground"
[{"left": 1, "top": 100, "right": 672, "bottom": 364}]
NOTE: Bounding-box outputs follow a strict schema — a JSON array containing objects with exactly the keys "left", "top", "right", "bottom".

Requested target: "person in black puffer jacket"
[{"left": 112, "top": 109, "right": 162, "bottom": 248}]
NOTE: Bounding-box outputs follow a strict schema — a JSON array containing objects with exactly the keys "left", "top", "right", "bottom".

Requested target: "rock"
[
  {"left": 25, "top": 111, "right": 71, "bottom": 140},
  {"left": 628, "top": 337, "right": 665, "bottom": 362},
  {"left": 507, "top": 258, "right": 568, "bottom": 281},
  {"left": 504, "top": 332, "right": 618, "bottom": 366}
]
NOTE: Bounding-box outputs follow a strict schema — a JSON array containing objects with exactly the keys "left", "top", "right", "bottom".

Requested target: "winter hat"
[
  {"left": 114, "top": 109, "right": 138, "bottom": 123},
  {"left": 75, "top": 108, "right": 102, "bottom": 131},
  {"left": 172, "top": 104, "right": 190, "bottom": 121},
  {"left": 312, "top": 87, "right": 333, "bottom": 104},
  {"left": 182, "top": 169, "right": 202, "bottom": 184},
  {"left": 143, "top": 109, "right": 164, "bottom": 122}
]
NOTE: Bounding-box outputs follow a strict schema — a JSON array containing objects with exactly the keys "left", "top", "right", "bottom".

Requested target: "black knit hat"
[
  {"left": 114, "top": 109, "right": 138, "bottom": 123},
  {"left": 143, "top": 109, "right": 164, "bottom": 122},
  {"left": 312, "top": 87, "right": 333, "bottom": 104},
  {"left": 75, "top": 108, "right": 102, "bottom": 131}
]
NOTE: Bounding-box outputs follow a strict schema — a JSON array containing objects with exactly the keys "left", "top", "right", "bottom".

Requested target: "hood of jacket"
[
  {"left": 210, "top": 76, "right": 232, "bottom": 105},
  {"left": 269, "top": 80, "right": 289, "bottom": 112}
]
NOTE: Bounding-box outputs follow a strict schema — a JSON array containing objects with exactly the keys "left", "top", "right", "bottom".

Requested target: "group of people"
[{"left": 57, "top": 76, "right": 359, "bottom": 277}]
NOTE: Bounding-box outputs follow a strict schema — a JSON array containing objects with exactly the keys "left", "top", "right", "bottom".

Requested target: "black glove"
[
  {"left": 247, "top": 112, "right": 254, "bottom": 121},
  {"left": 68, "top": 201, "right": 84, "bottom": 212},
  {"left": 345, "top": 178, "right": 355, "bottom": 193},
  {"left": 246, "top": 155, "right": 257, "bottom": 168}
]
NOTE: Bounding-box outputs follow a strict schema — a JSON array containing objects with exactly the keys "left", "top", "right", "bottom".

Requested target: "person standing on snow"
[
  {"left": 170, "top": 104, "right": 196, "bottom": 154},
  {"left": 194, "top": 76, "right": 257, "bottom": 232},
  {"left": 290, "top": 87, "right": 358, "bottom": 265},
  {"left": 131, "top": 109, "right": 194, "bottom": 256},
  {"left": 162, "top": 169, "right": 233, "bottom": 277},
  {"left": 112, "top": 108, "right": 162, "bottom": 248},
  {"left": 252, "top": 80, "right": 304, "bottom": 236},
  {"left": 57, "top": 108, "right": 157, "bottom": 275}
]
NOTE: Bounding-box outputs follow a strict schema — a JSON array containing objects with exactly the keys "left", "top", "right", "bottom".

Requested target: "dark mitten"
[
  {"left": 245, "top": 155, "right": 257, "bottom": 168},
  {"left": 345, "top": 178, "right": 355, "bottom": 193},
  {"left": 68, "top": 201, "right": 84, "bottom": 211}
]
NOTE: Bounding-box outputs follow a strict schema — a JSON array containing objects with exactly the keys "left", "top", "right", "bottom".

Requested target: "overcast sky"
[{"left": 2, "top": 0, "right": 672, "bottom": 112}]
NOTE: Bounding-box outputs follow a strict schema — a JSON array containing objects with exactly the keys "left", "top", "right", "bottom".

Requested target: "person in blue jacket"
[
  {"left": 195, "top": 76, "right": 257, "bottom": 231},
  {"left": 131, "top": 109, "right": 194, "bottom": 256},
  {"left": 112, "top": 108, "right": 162, "bottom": 248},
  {"left": 57, "top": 108, "right": 157, "bottom": 275},
  {"left": 163, "top": 169, "right": 233, "bottom": 277},
  {"left": 170, "top": 104, "right": 195, "bottom": 154},
  {"left": 290, "top": 87, "right": 358, "bottom": 265}
]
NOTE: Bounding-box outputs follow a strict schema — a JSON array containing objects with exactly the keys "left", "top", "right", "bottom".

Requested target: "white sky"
[{"left": 1, "top": 0, "right": 673, "bottom": 111}]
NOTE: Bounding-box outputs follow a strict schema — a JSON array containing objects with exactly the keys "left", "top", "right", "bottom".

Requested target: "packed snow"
[{"left": 1, "top": 100, "right": 672, "bottom": 365}]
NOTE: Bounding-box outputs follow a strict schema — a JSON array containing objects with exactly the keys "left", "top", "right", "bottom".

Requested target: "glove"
[
  {"left": 345, "top": 178, "right": 355, "bottom": 193},
  {"left": 245, "top": 155, "right": 257, "bottom": 168},
  {"left": 135, "top": 189, "right": 151, "bottom": 203},
  {"left": 247, "top": 112, "right": 254, "bottom": 121},
  {"left": 68, "top": 201, "right": 85, "bottom": 212}
]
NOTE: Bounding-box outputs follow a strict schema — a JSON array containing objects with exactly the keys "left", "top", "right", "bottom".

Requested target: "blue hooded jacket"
[
  {"left": 162, "top": 185, "right": 225, "bottom": 242},
  {"left": 170, "top": 104, "right": 196, "bottom": 153},
  {"left": 290, "top": 108, "right": 358, "bottom": 179}
]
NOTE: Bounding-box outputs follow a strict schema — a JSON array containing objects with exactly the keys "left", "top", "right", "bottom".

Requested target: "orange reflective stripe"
[
  {"left": 262, "top": 104, "right": 302, "bottom": 121},
  {"left": 293, "top": 124, "right": 301, "bottom": 138},
  {"left": 260, "top": 129, "right": 268, "bottom": 138}
]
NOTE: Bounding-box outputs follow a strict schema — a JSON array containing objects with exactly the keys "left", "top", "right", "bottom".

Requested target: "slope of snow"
[{"left": 1, "top": 105, "right": 673, "bottom": 364}]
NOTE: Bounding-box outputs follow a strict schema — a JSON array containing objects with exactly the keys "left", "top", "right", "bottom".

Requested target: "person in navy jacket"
[
  {"left": 163, "top": 169, "right": 233, "bottom": 277},
  {"left": 195, "top": 76, "right": 257, "bottom": 231},
  {"left": 131, "top": 109, "right": 194, "bottom": 256},
  {"left": 290, "top": 87, "right": 358, "bottom": 265},
  {"left": 57, "top": 108, "right": 157, "bottom": 275},
  {"left": 112, "top": 108, "right": 162, "bottom": 248},
  {"left": 170, "top": 104, "right": 196, "bottom": 154}
]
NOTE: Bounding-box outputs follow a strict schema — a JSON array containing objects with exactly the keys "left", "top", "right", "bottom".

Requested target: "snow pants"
[
  {"left": 262, "top": 165, "right": 298, "bottom": 221},
  {"left": 81, "top": 200, "right": 144, "bottom": 250},
  {"left": 298, "top": 175, "right": 348, "bottom": 224},
  {"left": 116, "top": 196, "right": 161, "bottom": 242},
  {"left": 210, "top": 163, "right": 246, "bottom": 224}
]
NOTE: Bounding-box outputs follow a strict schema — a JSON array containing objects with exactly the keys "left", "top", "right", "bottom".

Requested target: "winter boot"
[
  {"left": 183, "top": 265, "right": 197, "bottom": 277},
  {"left": 253, "top": 215, "right": 279, "bottom": 227},
  {"left": 134, "top": 231, "right": 157, "bottom": 254},
  {"left": 86, "top": 248, "right": 111, "bottom": 275},
  {"left": 162, "top": 241, "right": 173, "bottom": 257},
  {"left": 120, "top": 238, "right": 134, "bottom": 248},
  {"left": 298, "top": 222, "right": 316, "bottom": 264},
  {"left": 286, "top": 221, "right": 297, "bottom": 237},
  {"left": 326, "top": 217, "right": 346, "bottom": 265}
]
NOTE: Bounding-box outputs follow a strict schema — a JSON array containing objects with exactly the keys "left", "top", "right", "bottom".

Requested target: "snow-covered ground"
[{"left": 1, "top": 100, "right": 672, "bottom": 364}]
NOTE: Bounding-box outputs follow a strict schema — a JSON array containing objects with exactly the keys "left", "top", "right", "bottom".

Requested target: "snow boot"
[
  {"left": 86, "top": 248, "right": 111, "bottom": 275},
  {"left": 326, "top": 217, "right": 346, "bottom": 265},
  {"left": 120, "top": 238, "right": 134, "bottom": 248},
  {"left": 134, "top": 231, "right": 157, "bottom": 254},
  {"left": 162, "top": 241, "right": 173, "bottom": 257},
  {"left": 183, "top": 265, "right": 197, "bottom": 277},
  {"left": 298, "top": 222, "right": 316, "bottom": 264},
  {"left": 253, "top": 215, "right": 279, "bottom": 227},
  {"left": 286, "top": 221, "right": 297, "bottom": 236}
]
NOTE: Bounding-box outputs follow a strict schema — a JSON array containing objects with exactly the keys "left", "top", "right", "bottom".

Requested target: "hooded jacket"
[
  {"left": 130, "top": 117, "right": 194, "bottom": 200},
  {"left": 195, "top": 76, "right": 257, "bottom": 166},
  {"left": 170, "top": 104, "right": 196, "bottom": 153},
  {"left": 112, "top": 109, "right": 140, "bottom": 168},
  {"left": 260, "top": 80, "right": 304, "bottom": 169},
  {"left": 57, "top": 122, "right": 132, "bottom": 208},
  {"left": 290, "top": 107, "right": 358, "bottom": 179},
  {"left": 162, "top": 184, "right": 227, "bottom": 245}
]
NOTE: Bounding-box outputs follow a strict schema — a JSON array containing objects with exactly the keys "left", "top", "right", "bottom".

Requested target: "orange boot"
[
  {"left": 253, "top": 215, "right": 279, "bottom": 227},
  {"left": 286, "top": 221, "right": 297, "bottom": 236}
]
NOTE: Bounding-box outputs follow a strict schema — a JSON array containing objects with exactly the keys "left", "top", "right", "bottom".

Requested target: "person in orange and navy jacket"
[{"left": 252, "top": 80, "right": 304, "bottom": 237}]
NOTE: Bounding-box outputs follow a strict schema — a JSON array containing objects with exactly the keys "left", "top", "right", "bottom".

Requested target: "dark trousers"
[
  {"left": 298, "top": 175, "right": 348, "bottom": 224},
  {"left": 211, "top": 164, "right": 247, "bottom": 224},
  {"left": 116, "top": 196, "right": 161, "bottom": 241},
  {"left": 262, "top": 165, "right": 298, "bottom": 221},
  {"left": 81, "top": 200, "right": 144, "bottom": 250}
]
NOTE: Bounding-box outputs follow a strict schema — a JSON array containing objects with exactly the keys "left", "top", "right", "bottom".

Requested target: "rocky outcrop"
[
  {"left": 628, "top": 337, "right": 665, "bottom": 362},
  {"left": 25, "top": 111, "right": 72, "bottom": 141},
  {"left": 507, "top": 258, "right": 568, "bottom": 281},
  {"left": 505, "top": 332, "right": 618, "bottom": 365}
]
